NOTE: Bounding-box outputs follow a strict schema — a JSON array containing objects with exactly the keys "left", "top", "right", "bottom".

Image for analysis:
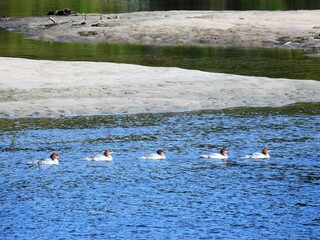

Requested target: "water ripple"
[{"left": 1, "top": 107, "right": 319, "bottom": 239}]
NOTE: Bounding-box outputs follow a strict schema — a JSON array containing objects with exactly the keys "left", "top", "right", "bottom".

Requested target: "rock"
[
  {"left": 294, "top": 36, "right": 308, "bottom": 43},
  {"left": 0, "top": 16, "right": 13, "bottom": 21},
  {"left": 277, "top": 36, "right": 292, "bottom": 43},
  {"left": 71, "top": 22, "right": 86, "bottom": 27},
  {"left": 91, "top": 23, "right": 103, "bottom": 27},
  {"left": 45, "top": 23, "right": 58, "bottom": 28},
  {"left": 78, "top": 31, "right": 98, "bottom": 37},
  {"left": 277, "top": 36, "right": 307, "bottom": 44},
  {"left": 48, "top": 8, "right": 77, "bottom": 16}
]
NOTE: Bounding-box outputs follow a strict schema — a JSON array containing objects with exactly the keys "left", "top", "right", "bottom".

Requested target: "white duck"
[
  {"left": 28, "top": 153, "right": 60, "bottom": 165},
  {"left": 243, "top": 147, "right": 271, "bottom": 159},
  {"left": 139, "top": 150, "right": 166, "bottom": 160},
  {"left": 200, "top": 148, "right": 229, "bottom": 159},
  {"left": 85, "top": 149, "right": 113, "bottom": 161}
]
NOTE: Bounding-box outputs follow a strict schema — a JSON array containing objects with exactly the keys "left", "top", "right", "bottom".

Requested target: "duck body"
[
  {"left": 28, "top": 153, "right": 60, "bottom": 166},
  {"left": 139, "top": 153, "right": 166, "bottom": 160},
  {"left": 244, "top": 152, "right": 270, "bottom": 159},
  {"left": 28, "top": 158, "right": 59, "bottom": 166},
  {"left": 85, "top": 155, "right": 112, "bottom": 161},
  {"left": 243, "top": 148, "right": 271, "bottom": 159},
  {"left": 139, "top": 150, "right": 166, "bottom": 160},
  {"left": 85, "top": 149, "right": 113, "bottom": 161},
  {"left": 200, "top": 153, "right": 228, "bottom": 159},
  {"left": 200, "top": 148, "right": 229, "bottom": 160}
]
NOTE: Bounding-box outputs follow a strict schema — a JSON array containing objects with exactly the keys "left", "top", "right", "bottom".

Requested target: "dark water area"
[
  {"left": 1, "top": 29, "right": 320, "bottom": 80},
  {"left": 1, "top": 0, "right": 320, "bottom": 17},
  {"left": 1, "top": 104, "right": 320, "bottom": 239}
]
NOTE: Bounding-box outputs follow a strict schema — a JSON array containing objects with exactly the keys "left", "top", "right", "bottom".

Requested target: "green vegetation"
[
  {"left": 1, "top": 0, "right": 320, "bottom": 17},
  {"left": 1, "top": 102, "right": 319, "bottom": 132}
]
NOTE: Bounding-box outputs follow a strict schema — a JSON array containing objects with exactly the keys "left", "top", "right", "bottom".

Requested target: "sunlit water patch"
[{"left": 1, "top": 105, "right": 320, "bottom": 239}]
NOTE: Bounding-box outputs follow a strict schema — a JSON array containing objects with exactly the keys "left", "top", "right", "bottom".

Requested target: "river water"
[
  {"left": 1, "top": 1, "right": 320, "bottom": 80},
  {"left": 1, "top": 1, "right": 320, "bottom": 239},
  {"left": 1, "top": 105, "right": 320, "bottom": 239}
]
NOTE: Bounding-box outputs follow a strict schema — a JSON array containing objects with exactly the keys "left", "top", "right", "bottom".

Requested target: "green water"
[
  {"left": 1, "top": 0, "right": 320, "bottom": 17},
  {"left": 1, "top": 102, "right": 319, "bottom": 131},
  {"left": 0, "top": 0, "right": 320, "bottom": 80},
  {"left": 1, "top": 29, "right": 320, "bottom": 80}
]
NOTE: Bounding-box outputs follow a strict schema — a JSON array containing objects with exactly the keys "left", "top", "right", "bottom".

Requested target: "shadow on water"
[{"left": 1, "top": 29, "right": 320, "bottom": 80}]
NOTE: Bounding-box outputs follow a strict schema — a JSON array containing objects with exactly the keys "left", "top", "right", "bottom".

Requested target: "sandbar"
[
  {"left": 1, "top": 10, "right": 320, "bottom": 50},
  {"left": 1, "top": 57, "right": 319, "bottom": 118}
]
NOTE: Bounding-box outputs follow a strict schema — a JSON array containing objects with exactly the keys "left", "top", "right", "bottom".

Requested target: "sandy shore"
[
  {"left": 1, "top": 10, "right": 320, "bottom": 50},
  {"left": 1, "top": 11, "right": 320, "bottom": 118},
  {"left": 0, "top": 57, "right": 319, "bottom": 118}
]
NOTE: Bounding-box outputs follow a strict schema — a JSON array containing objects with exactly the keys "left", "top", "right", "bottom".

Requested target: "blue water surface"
[{"left": 1, "top": 108, "right": 320, "bottom": 239}]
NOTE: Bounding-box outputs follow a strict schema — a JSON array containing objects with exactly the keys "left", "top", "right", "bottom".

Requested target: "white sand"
[
  {"left": 0, "top": 57, "right": 319, "bottom": 118},
  {"left": 1, "top": 10, "right": 320, "bottom": 49}
]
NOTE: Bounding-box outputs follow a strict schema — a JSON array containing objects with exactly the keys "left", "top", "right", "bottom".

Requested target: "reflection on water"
[
  {"left": 1, "top": 104, "right": 320, "bottom": 239},
  {"left": 1, "top": 29, "right": 320, "bottom": 80},
  {"left": 1, "top": 0, "right": 320, "bottom": 17},
  {"left": 1, "top": 0, "right": 320, "bottom": 80}
]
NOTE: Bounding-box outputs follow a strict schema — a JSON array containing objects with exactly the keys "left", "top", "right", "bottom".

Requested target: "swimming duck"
[
  {"left": 85, "top": 149, "right": 113, "bottom": 161},
  {"left": 28, "top": 153, "right": 60, "bottom": 165},
  {"left": 244, "top": 147, "right": 271, "bottom": 159},
  {"left": 139, "top": 149, "right": 166, "bottom": 160},
  {"left": 200, "top": 148, "right": 228, "bottom": 159}
]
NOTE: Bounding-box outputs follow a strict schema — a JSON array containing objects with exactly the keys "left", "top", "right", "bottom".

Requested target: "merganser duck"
[
  {"left": 200, "top": 148, "right": 228, "bottom": 159},
  {"left": 244, "top": 147, "right": 271, "bottom": 159},
  {"left": 139, "top": 150, "right": 166, "bottom": 160},
  {"left": 85, "top": 149, "right": 113, "bottom": 161},
  {"left": 28, "top": 153, "right": 60, "bottom": 165}
]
